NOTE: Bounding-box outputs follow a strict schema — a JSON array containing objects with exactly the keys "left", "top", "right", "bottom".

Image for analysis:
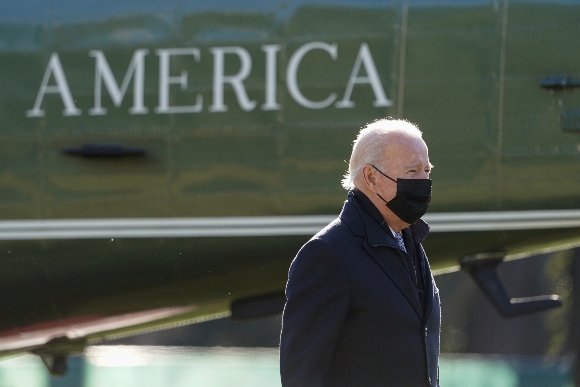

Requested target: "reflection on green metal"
[
  {"left": 0, "top": 348, "right": 574, "bottom": 387},
  {"left": 0, "top": 355, "right": 48, "bottom": 387},
  {"left": 440, "top": 357, "right": 518, "bottom": 387},
  {"left": 84, "top": 347, "right": 281, "bottom": 387}
]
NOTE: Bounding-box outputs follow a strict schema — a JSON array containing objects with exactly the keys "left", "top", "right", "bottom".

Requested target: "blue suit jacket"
[{"left": 280, "top": 193, "right": 440, "bottom": 387}]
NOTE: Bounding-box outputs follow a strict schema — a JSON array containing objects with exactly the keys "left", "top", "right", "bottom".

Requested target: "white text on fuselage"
[{"left": 26, "top": 42, "right": 392, "bottom": 117}]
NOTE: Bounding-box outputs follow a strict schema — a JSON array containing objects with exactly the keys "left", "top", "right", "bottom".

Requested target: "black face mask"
[{"left": 371, "top": 164, "right": 432, "bottom": 224}]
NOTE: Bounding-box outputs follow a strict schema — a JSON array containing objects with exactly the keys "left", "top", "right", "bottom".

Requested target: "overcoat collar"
[{"left": 340, "top": 191, "right": 431, "bottom": 321}]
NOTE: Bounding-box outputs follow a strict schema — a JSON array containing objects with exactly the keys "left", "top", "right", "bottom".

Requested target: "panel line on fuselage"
[{"left": 0, "top": 210, "right": 579, "bottom": 240}]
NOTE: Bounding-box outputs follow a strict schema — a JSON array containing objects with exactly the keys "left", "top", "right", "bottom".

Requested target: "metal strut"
[
  {"left": 34, "top": 336, "right": 85, "bottom": 377},
  {"left": 460, "top": 252, "right": 562, "bottom": 317},
  {"left": 39, "top": 354, "right": 68, "bottom": 377}
]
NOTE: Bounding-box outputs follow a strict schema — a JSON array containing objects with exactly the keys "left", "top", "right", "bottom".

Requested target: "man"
[{"left": 280, "top": 118, "right": 440, "bottom": 387}]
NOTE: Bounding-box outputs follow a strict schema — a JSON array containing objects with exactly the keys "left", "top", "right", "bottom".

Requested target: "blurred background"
[{"left": 1, "top": 247, "right": 578, "bottom": 387}]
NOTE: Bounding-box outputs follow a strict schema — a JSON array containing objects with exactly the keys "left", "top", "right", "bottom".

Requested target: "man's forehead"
[
  {"left": 381, "top": 146, "right": 430, "bottom": 169},
  {"left": 383, "top": 141, "right": 428, "bottom": 159}
]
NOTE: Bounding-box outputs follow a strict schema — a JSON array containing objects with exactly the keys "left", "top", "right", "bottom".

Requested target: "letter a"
[
  {"left": 26, "top": 53, "right": 81, "bottom": 117},
  {"left": 336, "top": 43, "right": 392, "bottom": 108}
]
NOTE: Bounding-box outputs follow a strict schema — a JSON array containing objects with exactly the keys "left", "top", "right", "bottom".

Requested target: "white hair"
[{"left": 341, "top": 118, "right": 423, "bottom": 190}]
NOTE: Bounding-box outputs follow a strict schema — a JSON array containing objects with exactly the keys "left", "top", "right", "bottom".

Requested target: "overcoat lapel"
[
  {"left": 363, "top": 240, "right": 423, "bottom": 320},
  {"left": 417, "top": 243, "right": 435, "bottom": 323},
  {"left": 403, "top": 228, "right": 426, "bottom": 309},
  {"left": 340, "top": 195, "right": 423, "bottom": 320},
  {"left": 408, "top": 222, "right": 434, "bottom": 323}
]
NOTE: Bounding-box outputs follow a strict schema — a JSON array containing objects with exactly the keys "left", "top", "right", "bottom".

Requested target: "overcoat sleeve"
[{"left": 279, "top": 237, "right": 350, "bottom": 387}]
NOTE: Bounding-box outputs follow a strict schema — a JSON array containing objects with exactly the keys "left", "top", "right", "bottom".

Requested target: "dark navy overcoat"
[{"left": 280, "top": 193, "right": 440, "bottom": 387}]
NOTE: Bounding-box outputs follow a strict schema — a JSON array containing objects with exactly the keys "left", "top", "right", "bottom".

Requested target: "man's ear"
[{"left": 361, "top": 165, "right": 378, "bottom": 192}]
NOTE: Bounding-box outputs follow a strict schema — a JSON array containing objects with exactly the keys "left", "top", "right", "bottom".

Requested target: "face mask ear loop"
[
  {"left": 371, "top": 164, "right": 397, "bottom": 183},
  {"left": 376, "top": 193, "right": 389, "bottom": 205}
]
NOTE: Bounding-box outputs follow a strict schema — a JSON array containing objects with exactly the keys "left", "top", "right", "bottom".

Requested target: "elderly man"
[{"left": 280, "top": 118, "right": 440, "bottom": 387}]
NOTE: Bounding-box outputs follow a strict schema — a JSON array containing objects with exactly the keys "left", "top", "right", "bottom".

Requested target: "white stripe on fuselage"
[{"left": 0, "top": 210, "right": 579, "bottom": 240}]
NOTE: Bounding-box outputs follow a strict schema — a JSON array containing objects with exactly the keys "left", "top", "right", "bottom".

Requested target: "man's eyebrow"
[{"left": 403, "top": 162, "right": 434, "bottom": 170}]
